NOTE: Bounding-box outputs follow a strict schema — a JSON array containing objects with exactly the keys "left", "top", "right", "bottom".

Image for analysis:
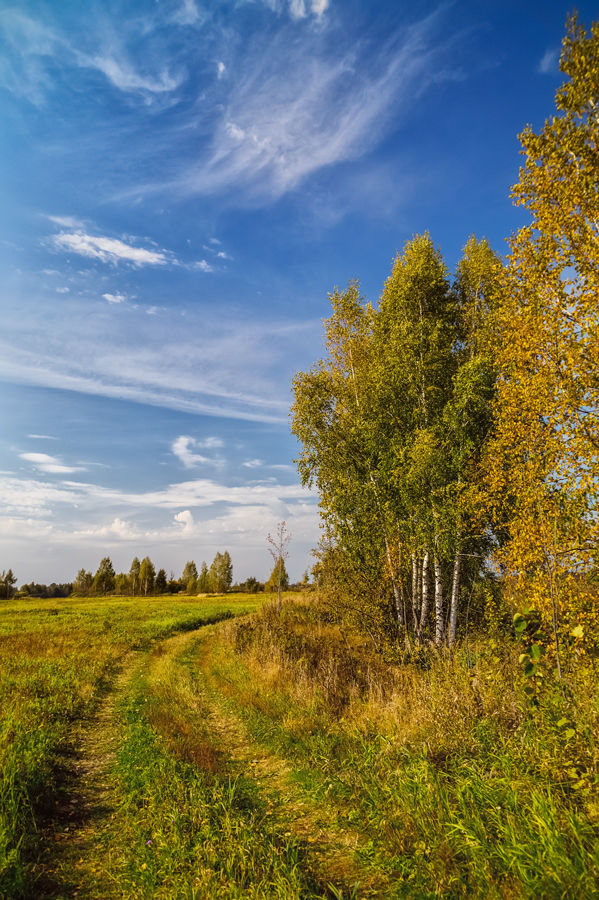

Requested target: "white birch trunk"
[
  {"left": 411, "top": 554, "right": 418, "bottom": 610},
  {"left": 411, "top": 553, "right": 420, "bottom": 629},
  {"left": 392, "top": 579, "right": 403, "bottom": 627},
  {"left": 419, "top": 551, "right": 430, "bottom": 638},
  {"left": 434, "top": 554, "right": 444, "bottom": 645},
  {"left": 448, "top": 551, "right": 461, "bottom": 646}
]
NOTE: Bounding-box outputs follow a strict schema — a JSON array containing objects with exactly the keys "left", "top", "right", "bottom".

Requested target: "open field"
[
  {"left": 1, "top": 592, "right": 598, "bottom": 898},
  {"left": 0, "top": 592, "right": 262, "bottom": 897}
]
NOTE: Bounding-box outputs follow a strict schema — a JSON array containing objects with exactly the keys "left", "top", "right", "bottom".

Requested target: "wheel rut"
[
  {"left": 32, "top": 651, "right": 145, "bottom": 898},
  {"left": 155, "top": 629, "right": 393, "bottom": 899}
]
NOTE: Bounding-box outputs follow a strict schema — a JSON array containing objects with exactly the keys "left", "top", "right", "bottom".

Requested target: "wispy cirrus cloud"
[
  {"left": 288, "top": 0, "right": 329, "bottom": 21},
  {"left": 257, "top": 0, "right": 329, "bottom": 21},
  {"left": 242, "top": 458, "right": 264, "bottom": 469},
  {"left": 171, "top": 0, "right": 205, "bottom": 27},
  {"left": 0, "top": 287, "right": 318, "bottom": 422},
  {"left": 151, "top": 6, "right": 461, "bottom": 203},
  {"left": 47, "top": 219, "right": 216, "bottom": 271},
  {"left": 538, "top": 47, "right": 559, "bottom": 74},
  {"left": 50, "top": 230, "right": 170, "bottom": 267},
  {"left": 0, "top": 8, "right": 182, "bottom": 104},
  {"left": 84, "top": 54, "right": 180, "bottom": 95},
  {"left": 19, "top": 452, "right": 85, "bottom": 475}
]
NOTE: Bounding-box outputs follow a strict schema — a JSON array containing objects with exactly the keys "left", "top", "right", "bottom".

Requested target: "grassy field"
[
  {"left": 1, "top": 592, "right": 598, "bottom": 898},
  {"left": 0, "top": 592, "right": 261, "bottom": 897}
]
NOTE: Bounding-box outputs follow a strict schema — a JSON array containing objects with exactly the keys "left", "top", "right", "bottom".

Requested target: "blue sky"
[{"left": 0, "top": 0, "right": 593, "bottom": 584}]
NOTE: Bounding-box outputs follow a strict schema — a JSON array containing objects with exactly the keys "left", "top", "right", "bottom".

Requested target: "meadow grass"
[
  {"left": 3, "top": 590, "right": 598, "bottom": 897},
  {"left": 99, "top": 627, "right": 327, "bottom": 898},
  {"left": 200, "top": 597, "right": 599, "bottom": 898},
  {"left": 0, "top": 592, "right": 260, "bottom": 897}
]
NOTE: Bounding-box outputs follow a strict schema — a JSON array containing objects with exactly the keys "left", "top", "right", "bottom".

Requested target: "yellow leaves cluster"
[{"left": 482, "top": 15, "right": 599, "bottom": 644}]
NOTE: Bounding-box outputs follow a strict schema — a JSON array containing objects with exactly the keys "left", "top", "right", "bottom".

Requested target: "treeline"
[
  {"left": 18, "top": 582, "right": 73, "bottom": 599},
  {"left": 292, "top": 16, "right": 599, "bottom": 657},
  {"left": 73, "top": 551, "right": 235, "bottom": 596},
  {"left": 73, "top": 553, "right": 296, "bottom": 596},
  {"left": 3, "top": 551, "right": 300, "bottom": 601}
]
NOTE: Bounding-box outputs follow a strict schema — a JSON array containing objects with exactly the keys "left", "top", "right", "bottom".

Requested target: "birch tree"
[
  {"left": 293, "top": 236, "right": 500, "bottom": 647},
  {"left": 267, "top": 522, "right": 291, "bottom": 613},
  {"left": 139, "top": 557, "right": 155, "bottom": 596},
  {"left": 129, "top": 557, "right": 140, "bottom": 596},
  {"left": 483, "top": 14, "right": 599, "bottom": 647}
]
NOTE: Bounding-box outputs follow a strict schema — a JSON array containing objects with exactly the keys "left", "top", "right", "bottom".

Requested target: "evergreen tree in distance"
[
  {"left": 197, "top": 561, "right": 210, "bottom": 593},
  {"left": 155, "top": 568, "right": 167, "bottom": 594}
]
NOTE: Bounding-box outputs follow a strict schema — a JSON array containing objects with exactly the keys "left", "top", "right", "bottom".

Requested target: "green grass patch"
[
  {"left": 0, "top": 593, "right": 261, "bottom": 896},
  {"left": 199, "top": 600, "right": 599, "bottom": 898},
  {"left": 105, "top": 653, "right": 326, "bottom": 898}
]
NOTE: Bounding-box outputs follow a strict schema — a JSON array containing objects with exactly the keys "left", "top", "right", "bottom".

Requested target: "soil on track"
[
  {"left": 32, "top": 652, "right": 144, "bottom": 898},
  {"left": 176, "top": 630, "right": 392, "bottom": 898},
  {"left": 29, "top": 624, "right": 392, "bottom": 899}
]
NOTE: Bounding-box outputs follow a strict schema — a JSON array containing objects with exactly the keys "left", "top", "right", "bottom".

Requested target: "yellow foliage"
[{"left": 482, "top": 15, "right": 599, "bottom": 644}]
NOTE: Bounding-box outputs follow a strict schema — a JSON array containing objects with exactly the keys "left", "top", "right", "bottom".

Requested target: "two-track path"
[
  {"left": 33, "top": 651, "right": 144, "bottom": 898},
  {"left": 31, "top": 625, "right": 393, "bottom": 898}
]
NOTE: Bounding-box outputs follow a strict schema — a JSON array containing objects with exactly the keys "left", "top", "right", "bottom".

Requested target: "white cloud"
[
  {"left": 0, "top": 472, "right": 319, "bottom": 581},
  {"left": 192, "top": 259, "right": 214, "bottom": 272},
  {"left": 19, "top": 452, "right": 85, "bottom": 475},
  {"left": 199, "top": 437, "right": 225, "bottom": 449},
  {"left": 167, "top": 7, "right": 458, "bottom": 202},
  {"left": 51, "top": 231, "right": 169, "bottom": 267},
  {"left": 202, "top": 243, "right": 231, "bottom": 261},
  {"left": 243, "top": 458, "right": 264, "bottom": 468},
  {"left": 102, "top": 292, "right": 127, "bottom": 304},
  {"left": 28, "top": 434, "right": 58, "bottom": 440},
  {"left": 289, "top": 0, "right": 307, "bottom": 20},
  {"left": 217, "top": 61, "right": 226, "bottom": 79},
  {"left": 172, "top": 0, "right": 203, "bottom": 26},
  {"left": 311, "top": 0, "right": 329, "bottom": 16},
  {"left": 538, "top": 48, "right": 559, "bottom": 74},
  {"left": 171, "top": 435, "right": 223, "bottom": 468},
  {"left": 0, "top": 10, "right": 182, "bottom": 103},
  {"left": 85, "top": 54, "right": 180, "bottom": 94},
  {"left": 1, "top": 261, "right": 322, "bottom": 423},
  {"left": 48, "top": 215, "right": 84, "bottom": 229},
  {"left": 174, "top": 509, "right": 195, "bottom": 532},
  {"left": 256, "top": 0, "right": 328, "bottom": 20},
  {"left": 56, "top": 286, "right": 70, "bottom": 293}
]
